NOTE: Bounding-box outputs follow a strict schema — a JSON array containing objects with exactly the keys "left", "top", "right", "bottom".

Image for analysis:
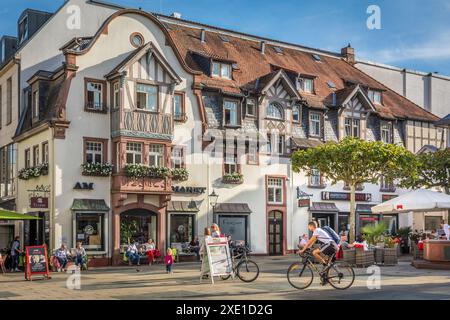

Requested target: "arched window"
[
  {"left": 267, "top": 102, "right": 283, "bottom": 120},
  {"left": 292, "top": 105, "right": 300, "bottom": 122}
]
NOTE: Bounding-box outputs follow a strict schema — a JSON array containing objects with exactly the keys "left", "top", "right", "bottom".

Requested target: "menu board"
[
  {"left": 200, "top": 237, "right": 233, "bottom": 284},
  {"left": 25, "top": 245, "right": 51, "bottom": 280}
]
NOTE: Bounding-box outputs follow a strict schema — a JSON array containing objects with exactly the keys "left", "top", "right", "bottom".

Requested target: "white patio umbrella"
[{"left": 371, "top": 189, "right": 450, "bottom": 214}]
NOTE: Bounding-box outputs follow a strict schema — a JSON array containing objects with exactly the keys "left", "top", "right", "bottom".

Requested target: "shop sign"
[
  {"left": 200, "top": 236, "right": 233, "bottom": 284},
  {"left": 74, "top": 182, "right": 94, "bottom": 190},
  {"left": 321, "top": 191, "right": 372, "bottom": 202},
  {"left": 382, "top": 194, "right": 398, "bottom": 202},
  {"left": 30, "top": 197, "right": 48, "bottom": 209},
  {"left": 298, "top": 198, "right": 310, "bottom": 208},
  {"left": 172, "top": 186, "right": 207, "bottom": 194}
]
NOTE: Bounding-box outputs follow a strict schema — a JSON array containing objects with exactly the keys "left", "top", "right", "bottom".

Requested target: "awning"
[
  {"left": 356, "top": 204, "right": 377, "bottom": 213},
  {"left": 291, "top": 137, "right": 323, "bottom": 150},
  {"left": 70, "top": 199, "right": 110, "bottom": 211},
  {"left": 310, "top": 202, "right": 338, "bottom": 212},
  {"left": 0, "top": 209, "right": 41, "bottom": 220},
  {"left": 167, "top": 201, "right": 199, "bottom": 212},
  {"left": 214, "top": 203, "right": 252, "bottom": 214}
]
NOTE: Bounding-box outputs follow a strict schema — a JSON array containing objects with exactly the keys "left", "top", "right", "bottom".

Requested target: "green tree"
[
  {"left": 292, "top": 137, "right": 417, "bottom": 242},
  {"left": 399, "top": 148, "right": 450, "bottom": 194}
]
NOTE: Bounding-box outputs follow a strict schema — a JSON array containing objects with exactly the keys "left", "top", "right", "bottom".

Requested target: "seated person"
[
  {"left": 54, "top": 244, "right": 70, "bottom": 271},
  {"left": 298, "top": 234, "right": 309, "bottom": 250},
  {"left": 299, "top": 221, "right": 338, "bottom": 266},
  {"left": 126, "top": 242, "right": 140, "bottom": 266},
  {"left": 143, "top": 239, "right": 156, "bottom": 265},
  {"left": 349, "top": 235, "right": 369, "bottom": 251},
  {"left": 190, "top": 237, "right": 200, "bottom": 258}
]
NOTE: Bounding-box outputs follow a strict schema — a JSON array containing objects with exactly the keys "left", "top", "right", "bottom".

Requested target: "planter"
[
  {"left": 343, "top": 249, "right": 356, "bottom": 266},
  {"left": 355, "top": 249, "right": 375, "bottom": 268},
  {"left": 171, "top": 168, "right": 189, "bottom": 182},
  {"left": 81, "top": 163, "right": 113, "bottom": 177},
  {"left": 222, "top": 173, "right": 244, "bottom": 184},
  {"left": 383, "top": 247, "right": 398, "bottom": 265},
  {"left": 412, "top": 242, "right": 424, "bottom": 260},
  {"left": 374, "top": 247, "right": 384, "bottom": 264}
]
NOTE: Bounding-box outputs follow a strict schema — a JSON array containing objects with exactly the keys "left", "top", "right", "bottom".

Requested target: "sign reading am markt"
[{"left": 321, "top": 191, "right": 372, "bottom": 202}]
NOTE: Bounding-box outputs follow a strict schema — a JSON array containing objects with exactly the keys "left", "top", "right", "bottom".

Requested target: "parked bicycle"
[
  {"left": 287, "top": 248, "right": 355, "bottom": 290},
  {"left": 221, "top": 243, "right": 259, "bottom": 283}
]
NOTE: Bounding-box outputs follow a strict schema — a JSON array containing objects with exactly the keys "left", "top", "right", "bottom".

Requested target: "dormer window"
[
  {"left": 18, "top": 15, "right": 29, "bottom": 44},
  {"left": 212, "top": 61, "right": 232, "bottom": 79},
  {"left": 299, "top": 77, "right": 314, "bottom": 93},
  {"left": 32, "top": 90, "right": 39, "bottom": 119},
  {"left": 368, "top": 89, "right": 382, "bottom": 104}
]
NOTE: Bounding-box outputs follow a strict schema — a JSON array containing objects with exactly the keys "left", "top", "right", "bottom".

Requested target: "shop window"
[
  {"left": 85, "top": 79, "right": 106, "bottom": 112},
  {"left": 120, "top": 211, "right": 157, "bottom": 245},
  {"left": 169, "top": 214, "right": 194, "bottom": 245},
  {"left": 149, "top": 144, "right": 164, "bottom": 167},
  {"left": 75, "top": 212, "right": 105, "bottom": 252},
  {"left": 425, "top": 216, "right": 442, "bottom": 231},
  {"left": 136, "top": 83, "right": 158, "bottom": 112},
  {"left": 309, "top": 112, "right": 321, "bottom": 137},
  {"left": 267, "top": 177, "right": 283, "bottom": 204},
  {"left": 344, "top": 118, "right": 360, "bottom": 138},
  {"left": 126, "top": 142, "right": 142, "bottom": 164}
]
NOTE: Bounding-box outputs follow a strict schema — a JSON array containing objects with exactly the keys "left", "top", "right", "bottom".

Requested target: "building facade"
[{"left": 2, "top": 2, "right": 448, "bottom": 263}]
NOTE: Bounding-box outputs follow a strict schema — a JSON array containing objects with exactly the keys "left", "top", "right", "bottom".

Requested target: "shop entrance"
[
  {"left": 312, "top": 212, "right": 336, "bottom": 230},
  {"left": 268, "top": 211, "right": 283, "bottom": 255},
  {"left": 0, "top": 225, "right": 14, "bottom": 251},
  {"left": 24, "top": 212, "right": 45, "bottom": 246},
  {"left": 120, "top": 209, "right": 158, "bottom": 246}
]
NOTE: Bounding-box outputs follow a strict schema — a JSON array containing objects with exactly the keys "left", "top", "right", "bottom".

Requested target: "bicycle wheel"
[
  {"left": 326, "top": 263, "right": 355, "bottom": 290},
  {"left": 220, "top": 274, "right": 231, "bottom": 281},
  {"left": 287, "top": 262, "right": 314, "bottom": 290},
  {"left": 236, "top": 259, "right": 259, "bottom": 282}
]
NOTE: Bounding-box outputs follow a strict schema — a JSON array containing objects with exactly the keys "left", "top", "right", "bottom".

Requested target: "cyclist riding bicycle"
[{"left": 299, "top": 221, "right": 339, "bottom": 266}]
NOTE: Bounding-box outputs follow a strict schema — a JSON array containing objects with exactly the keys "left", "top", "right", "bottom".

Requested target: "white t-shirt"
[
  {"left": 444, "top": 224, "right": 450, "bottom": 240},
  {"left": 313, "top": 228, "right": 332, "bottom": 244}
]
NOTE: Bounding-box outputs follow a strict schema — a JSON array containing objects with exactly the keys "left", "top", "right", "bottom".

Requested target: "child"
[{"left": 165, "top": 248, "right": 174, "bottom": 274}]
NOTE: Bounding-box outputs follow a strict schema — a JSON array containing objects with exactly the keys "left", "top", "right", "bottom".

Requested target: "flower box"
[
  {"left": 81, "top": 163, "right": 113, "bottom": 177},
  {"left": 171, "top": 168, "right": 189, "bottom": 181},
  {"left": 222, "top": 173, "right": 244, "bottom": 184},
  {"left": 18, "top": 163, "right": 49, "bottom": 180},
  {"left": 125, "top": 164, "right": 171, "bottom": 180}
]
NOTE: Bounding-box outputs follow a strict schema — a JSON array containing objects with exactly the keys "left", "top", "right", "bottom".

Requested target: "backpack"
[{"left": 322, "top": 226, "right": 340, "bottom": 245}]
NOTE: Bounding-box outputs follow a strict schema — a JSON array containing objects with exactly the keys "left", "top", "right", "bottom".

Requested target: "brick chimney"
[{"left": 341, "top": 43, "right": 355, "bottom": 64}]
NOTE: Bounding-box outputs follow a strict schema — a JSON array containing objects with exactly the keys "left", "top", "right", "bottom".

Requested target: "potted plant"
[
  {"left": 361, "top": 222, "right": 386, "bottom": 265},
  {"left": 383, "top": 236, "right": 398, "bottom": 265}
]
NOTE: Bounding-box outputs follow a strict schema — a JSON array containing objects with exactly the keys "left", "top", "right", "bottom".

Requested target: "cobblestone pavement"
[{"left": 0, "top": 255, "right": 449, "bottom": 300}]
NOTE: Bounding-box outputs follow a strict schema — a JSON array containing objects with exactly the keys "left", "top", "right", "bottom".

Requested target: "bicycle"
[
  {"left": 221, "top": 244, "right": 259, "bottom": 283},
  {"left": 287, "top": 248, "right": 355, "bottom": 290}
]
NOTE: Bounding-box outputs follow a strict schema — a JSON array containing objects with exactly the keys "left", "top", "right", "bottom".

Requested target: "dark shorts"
[{"left": 319, "top": 242, "right": 337, "bottom": 256}]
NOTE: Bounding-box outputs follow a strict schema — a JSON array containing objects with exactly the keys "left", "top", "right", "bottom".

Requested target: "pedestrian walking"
[
  {"left": 10, "top": 236, "right": 22, "bottom": 272},
  {"left": 165, "top": 248, "right": 174, "bottom": 274}
]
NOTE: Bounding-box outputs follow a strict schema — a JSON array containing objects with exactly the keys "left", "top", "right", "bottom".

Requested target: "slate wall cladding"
[
  {"left": 324, "top": 109, "right": 338, "bottom": 142},
  {"left": 393, "top": 121, "right": 404, "bottom": 145},
  {"left": 366, "top": 115, "right": 379, "bottom": 141},
  {"left": 202, "top": 92, "right": 222, "bottom": 128}
]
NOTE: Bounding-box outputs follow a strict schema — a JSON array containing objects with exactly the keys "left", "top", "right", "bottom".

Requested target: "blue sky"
[{"left": 2, "top": 0, "right": 450, "bottom": 75}]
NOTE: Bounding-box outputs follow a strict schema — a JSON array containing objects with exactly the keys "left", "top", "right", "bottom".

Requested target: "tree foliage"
[
  {"left": 398, "top": 148, "right": 450, "bottom": 194},
  {"left": 292, "top": 137, "right": 417, "bottom": 242}
]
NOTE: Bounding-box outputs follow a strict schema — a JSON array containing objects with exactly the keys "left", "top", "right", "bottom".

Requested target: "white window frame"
[
  {"left": 212, "top": 61, "right": 232, "bottom": 79},
  {"left": 344, "top": 118, "right": 361, "bottom": 138},
  {"left": 224, "top": 100, "right": 238, "bottom": 126},
  {"left": 42, "top": 142, "right": 49, "bottom": 164},
  {"left": 368, "top": 90, "right": 382, "bottom": 104},
  {"left": 309, "top": 112, "right": 321, "bottom": 137},
  {"left": 267, "top": 178, "right": 283, "bottom": 204},
  {"left": 86, "top": 141, "right": 103, "bottom": 164},
  {"left": 309, "top": 168, "right": 321, "bottom": 187},
  {"left": 113, "top": 82, "right": 120, "bottom": 109},
  {"left": 172, "top": 147, "right": 184, "bottom": 169},
  {"left": 246, "top": 98, "right": 256, "bottom": 117},
  {"left": 299, "top": 77, "right": 314, "bottom": 93},
  {"left": 149, "top": 144, "right": 164, "bottom": 167},
  {"left": 381, "top": 121, "right": 392, "bottom": 143},
  {"left": 126, "top": 142, "right": 143, "bottom": 164},
  {"left": 136, "top": 83, "right": 158, "bottom": 112},
  {"left": 33, "top": 90, "right": 39, "bottom": 119},
  {"left": 86, "top": 81, "right": 104, "bottom": 111},
  {"left": 33, "top": 146, "right": 39, "bottom": 167},
  {"left": 292, "top": 105, "right": 300, "bottom": 122},
  {"left": 267, "top": 102, "right": 283, "bottom": 120}
]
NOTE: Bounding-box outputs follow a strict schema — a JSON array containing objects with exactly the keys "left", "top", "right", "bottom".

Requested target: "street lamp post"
[{"left": 208, "top": 190, "right": 219, "bottom": 227}]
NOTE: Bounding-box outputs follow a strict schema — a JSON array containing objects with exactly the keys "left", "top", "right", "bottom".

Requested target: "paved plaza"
[{"left": 0, "top": 255, "right": 449, "bottom": 300}]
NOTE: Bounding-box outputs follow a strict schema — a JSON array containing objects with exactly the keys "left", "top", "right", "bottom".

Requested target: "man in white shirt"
[
  {"left": 299, "top": 221, "right": 337, "bottom": 265},
  {"left": 442, "top": 220, "right": 450, "bottom": 240}
]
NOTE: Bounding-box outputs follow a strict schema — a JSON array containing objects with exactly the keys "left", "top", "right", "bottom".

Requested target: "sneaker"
[{"left": 14, "top": 268, "right": 19, "bottom": 272}]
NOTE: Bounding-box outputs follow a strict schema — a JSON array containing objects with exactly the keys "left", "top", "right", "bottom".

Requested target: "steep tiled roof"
[{"left": 165, "top": 22, "right": 439, "bottom": 122}]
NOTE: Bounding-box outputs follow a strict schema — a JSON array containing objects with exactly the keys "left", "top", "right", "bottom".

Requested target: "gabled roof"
[
  {"left": 257, "top": 69, "right": 301, "bottom": 100},
  {"left": 164, "top": 20, "right": 440, "bottom": 123},
  {"left": 435, "top": 113, "right": 450, "bottom": 127},
  {"left": 337, "top": 84, "right": 377, "bottom": 113},
  {"left": 105, "top": 41, "right": 182, "bottom": 83}
]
